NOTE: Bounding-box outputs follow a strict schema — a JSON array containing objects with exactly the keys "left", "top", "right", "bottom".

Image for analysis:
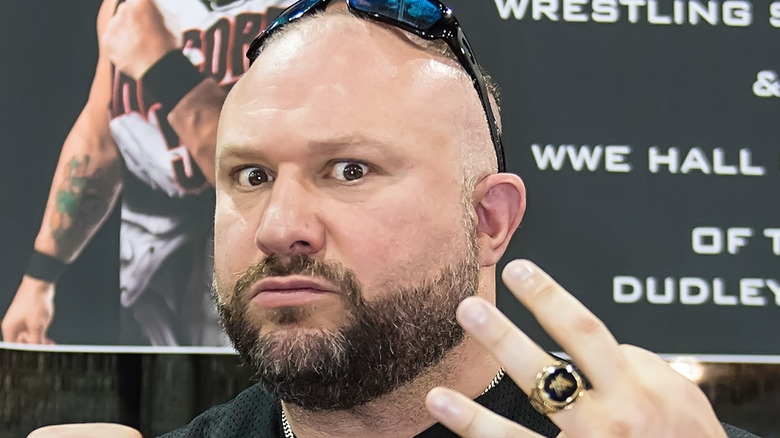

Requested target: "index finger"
[
  {"left": 501, "top": 259, "right": 628, "bottom": 390},
  {"left": 426, "top": 387, "right": 546, "bottom": 438}
]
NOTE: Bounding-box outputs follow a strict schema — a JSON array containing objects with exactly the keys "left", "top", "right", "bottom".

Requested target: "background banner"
[{"left": 1, "top": 0, "right": 778, "bottom": 355}]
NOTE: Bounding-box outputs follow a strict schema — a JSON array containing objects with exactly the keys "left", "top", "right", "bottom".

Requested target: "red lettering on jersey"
[
  {"left": 148, "top": 103, "right": 208, "bottom": 193},
  {"left": 233, "top": 13, "right": 266, "bottom": 78},
  {"left": 182, "top": 28, "right": 203, "bottom": 72},
  {"left": 182, "top": 12, "right": 265, "bottom": 84},
  {"left": 111, "top": 67, "right": 145, "bottom": 118},
  {"left": 171, "top": 147, "right": 208, "bottom": 191}
]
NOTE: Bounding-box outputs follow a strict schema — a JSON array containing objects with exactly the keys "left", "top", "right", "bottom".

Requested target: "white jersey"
[{"left": 108, "top": 0, "right": 293, "bottom": 334}]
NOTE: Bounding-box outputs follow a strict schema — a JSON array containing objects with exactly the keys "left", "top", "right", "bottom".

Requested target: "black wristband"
[
  {"left": 25, "top": 250, "right": 68, "bottom": 283},
  {"left": 141, "top": 50, "right": 204, "bottom": 111}
]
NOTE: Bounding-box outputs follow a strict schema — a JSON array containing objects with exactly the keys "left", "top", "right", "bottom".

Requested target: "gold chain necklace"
[{"left": 281, "top": 368, "right": 505, "bottom": 438}]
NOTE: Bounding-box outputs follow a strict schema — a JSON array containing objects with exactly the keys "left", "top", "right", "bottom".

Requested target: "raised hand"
[
  {"left": 101, "top": 0, "right": 178, "bottom": 80},
  {"left": 427, "top": 259, "right": 727, "bottom": 438}
]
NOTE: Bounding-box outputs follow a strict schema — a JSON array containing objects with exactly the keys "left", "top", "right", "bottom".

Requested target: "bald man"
[{"left": 29, "top": 0, "right": 759, "bottom": 437}]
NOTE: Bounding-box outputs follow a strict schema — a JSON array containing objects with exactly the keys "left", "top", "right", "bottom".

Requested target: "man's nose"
[{"left": 254, "top": 173, "right": 325, "bottom": 258}]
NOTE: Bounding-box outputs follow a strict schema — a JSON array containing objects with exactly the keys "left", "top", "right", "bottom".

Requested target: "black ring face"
[
  {"left": 542, "top": 364, "right": 580, "bottom": 403},
  {"left": 529, "top": 360, "right": 585, "bottom": 415}
]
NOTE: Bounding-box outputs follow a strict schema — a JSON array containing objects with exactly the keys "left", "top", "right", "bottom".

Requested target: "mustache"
[{"left": 233, "top": 253, "right": 363, "bottom": 306}]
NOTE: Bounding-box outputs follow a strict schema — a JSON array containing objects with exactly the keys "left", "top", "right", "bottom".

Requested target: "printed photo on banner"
[{"left": 1, "top": 0, "right": 778, "bottom": 358}]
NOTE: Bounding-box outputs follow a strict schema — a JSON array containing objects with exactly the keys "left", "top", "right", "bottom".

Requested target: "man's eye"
[
  {"left": 237, "top": 167, "right": 274, "bottom": 187},
  {"left": 332, "top": 162, "right": 368, "bottom": 182}
]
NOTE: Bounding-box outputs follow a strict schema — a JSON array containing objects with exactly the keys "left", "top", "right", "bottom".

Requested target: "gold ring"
[{"left": 528, "top": 360, "right": 585, "bottom": 415}]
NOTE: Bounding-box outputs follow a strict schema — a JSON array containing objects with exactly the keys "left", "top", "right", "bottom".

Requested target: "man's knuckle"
[
  {"left": 599, "top": 401, "right": 655, "bottom": 437},
  {"left": 487, "top": 324, "right": 514, "bottom": 351},
  {"left": 571, "top": 313, "right": 606, "bottom": 337},
  {"left": 527, "top": 281, "right": 558, "bottom": 307},
  {"left": 604, "top": 418, "right": 634, "bottom": 438},
  {"left": 461, "top": 410, "right": 481, "bottom": 436}
]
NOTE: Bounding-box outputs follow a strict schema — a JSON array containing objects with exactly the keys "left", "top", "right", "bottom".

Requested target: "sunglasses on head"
[{"left": 246, "top": 0, "right": 506, "bottom": 173}]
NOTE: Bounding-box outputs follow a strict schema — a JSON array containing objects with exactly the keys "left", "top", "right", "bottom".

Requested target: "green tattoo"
[
  {"left": 54, "top": 157, "right": 90, "bottom": 220},
  {"left": 48, "top": 154, "right": 116, "bottom": 257}
]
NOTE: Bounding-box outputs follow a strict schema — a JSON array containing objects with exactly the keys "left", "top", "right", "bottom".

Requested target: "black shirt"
[{"left": 159, "top": 375, "right": 757, "bottom": 437}]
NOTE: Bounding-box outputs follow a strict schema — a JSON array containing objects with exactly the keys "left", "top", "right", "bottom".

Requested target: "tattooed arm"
[{"left": 1, "top": 0, "right": 123, "bottom": 344}]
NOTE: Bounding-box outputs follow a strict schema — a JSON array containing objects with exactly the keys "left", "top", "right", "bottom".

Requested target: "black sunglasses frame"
[{"left": 246, "top": 0, "right": 505, "bottom": 172}]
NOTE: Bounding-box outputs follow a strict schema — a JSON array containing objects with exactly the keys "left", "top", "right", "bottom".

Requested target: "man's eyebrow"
[
  {"left": 218, "top": 144, "right": 266, "bottom": 161},
  {"left": 219, "top": 135, "right": 394, "bottom": 160},
  {"left": 307, "top": 135, "right": 393, "bottom": 153}
]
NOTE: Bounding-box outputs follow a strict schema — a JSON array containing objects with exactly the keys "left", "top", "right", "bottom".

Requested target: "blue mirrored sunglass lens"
[{"left": 350, "top": 0, "right": 442, "bottom": 30}]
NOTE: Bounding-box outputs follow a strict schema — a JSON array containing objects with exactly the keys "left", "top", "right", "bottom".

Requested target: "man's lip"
[
  {"left": 248, "top": 276, "right": 339, "bottom": 309},
  {"left": 249, "top": 276, "right": 337, "bottom": 299}
]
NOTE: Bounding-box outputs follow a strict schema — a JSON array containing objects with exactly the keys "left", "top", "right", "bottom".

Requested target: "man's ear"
[{"left": 473, "top": 173, "right": 526, "bottom": 267}]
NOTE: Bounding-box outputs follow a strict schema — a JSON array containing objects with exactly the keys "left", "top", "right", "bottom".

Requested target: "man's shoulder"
[{"left": 157, "top": 383, "right": 280, "bottom": 438}]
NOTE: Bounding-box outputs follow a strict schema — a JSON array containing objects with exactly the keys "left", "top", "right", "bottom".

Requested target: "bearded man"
[{"left": 30, "top": 0, "right": 759, "bottom": 437}]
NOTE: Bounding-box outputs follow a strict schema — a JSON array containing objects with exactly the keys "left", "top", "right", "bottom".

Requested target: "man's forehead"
[
  {"left": 239, "top": 11, "right": 466, "bottom": 92},
  {"left": 222, "top": 15, "right": 467, "bottom": 124},
  {"left": 215, "top": 9, "right": 486, "bottom": 169}
]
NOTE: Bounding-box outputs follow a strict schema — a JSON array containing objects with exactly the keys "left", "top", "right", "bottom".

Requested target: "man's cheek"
[{"left": 215, "top": 212, "right": 258, "bottom": 268}]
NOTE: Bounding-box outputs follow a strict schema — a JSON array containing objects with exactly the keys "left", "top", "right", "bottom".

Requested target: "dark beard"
[{"left": 215, "top": 237, "right": 480, "bottom": 411}]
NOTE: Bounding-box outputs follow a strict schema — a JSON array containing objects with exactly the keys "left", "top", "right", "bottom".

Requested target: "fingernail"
[
  {"left": 504, "top": 260, "right": 535, "bottom": 283},
  {"left": 459, "top": 298, "right": 488, "bottom": 326}
]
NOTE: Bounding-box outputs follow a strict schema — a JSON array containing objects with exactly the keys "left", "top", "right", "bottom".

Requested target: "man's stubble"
[{"left": 214, "top": 204, "right": 480, "bottom": 411}]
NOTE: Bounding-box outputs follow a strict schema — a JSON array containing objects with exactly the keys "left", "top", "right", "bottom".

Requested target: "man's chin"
[
  {"left": 254, "top": 308, "right": 352, "bottom": 335},
  {"left": 256, "top": 325, "right": 342, "bottom": 343}
]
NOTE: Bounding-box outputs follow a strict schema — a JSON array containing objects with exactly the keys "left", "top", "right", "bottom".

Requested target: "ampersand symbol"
[{"left": 753, "top": 70, "right": 780, "bottom": 97}]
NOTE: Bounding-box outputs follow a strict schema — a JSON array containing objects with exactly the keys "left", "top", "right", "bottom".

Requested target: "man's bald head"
[{"left": 224, "top": 7, "right": 500, "bottom": 187}]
